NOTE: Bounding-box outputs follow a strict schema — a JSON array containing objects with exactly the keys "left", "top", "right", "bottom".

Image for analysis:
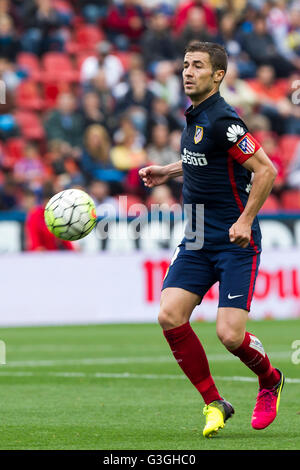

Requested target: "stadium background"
[
  {"left": 0, "top": 0, "right": 299, "bottom": 325},
  {"left": 0, "top": 0, "right": 299, "bottom": 452}
]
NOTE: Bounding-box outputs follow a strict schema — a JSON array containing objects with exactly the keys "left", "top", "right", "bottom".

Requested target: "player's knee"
[
  {"left": 217, "top": 326, "right": 243, "bottom": 351},
  {"left": 158, "top": 305, "right": 183, "bottom": 330}
]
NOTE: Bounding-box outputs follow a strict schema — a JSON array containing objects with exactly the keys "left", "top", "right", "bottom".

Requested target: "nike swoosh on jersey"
[{"left": 228, "top": 294, "right": 244, "bottom": 299}]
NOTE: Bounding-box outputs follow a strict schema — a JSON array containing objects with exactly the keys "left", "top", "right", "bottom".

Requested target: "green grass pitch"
[{"left": 0, "top": 319, "right": 299, "bottom": 450}]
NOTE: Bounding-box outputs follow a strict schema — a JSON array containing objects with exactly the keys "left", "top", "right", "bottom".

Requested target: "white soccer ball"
[{"left": 44, "top": 189, "right": 97, "bottom": 241}]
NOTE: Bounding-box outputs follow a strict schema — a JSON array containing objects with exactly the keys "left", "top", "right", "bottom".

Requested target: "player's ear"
[{"left": 214, "top": 69, "right": 225, "bottom": 84}]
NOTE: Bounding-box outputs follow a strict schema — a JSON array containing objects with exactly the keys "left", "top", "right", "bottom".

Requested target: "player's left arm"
[{"left": 229, "top": 147, "right": 277, "bottom": 248}]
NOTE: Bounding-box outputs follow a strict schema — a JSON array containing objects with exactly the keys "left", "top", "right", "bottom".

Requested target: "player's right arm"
[{"left": 139, "top": 161, "right": 183, "bottom": 188}]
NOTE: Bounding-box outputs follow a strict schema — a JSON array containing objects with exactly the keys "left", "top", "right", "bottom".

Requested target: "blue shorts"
[{"left": 162, "top": 243, "right": 260, "bottom": 311}]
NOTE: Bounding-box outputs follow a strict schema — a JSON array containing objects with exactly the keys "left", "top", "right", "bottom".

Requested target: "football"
[{"left": 44, "top": 189, "right": 97, "bottom": 241}]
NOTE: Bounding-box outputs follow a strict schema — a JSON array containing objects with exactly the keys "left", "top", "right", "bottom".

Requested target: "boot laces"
[{"left": 255, "top": 389, "right": 275, "bottom": 412}]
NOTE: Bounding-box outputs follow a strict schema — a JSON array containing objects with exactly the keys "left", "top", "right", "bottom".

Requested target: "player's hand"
[
  {"left": 229, "top": 220, "right": 252, "bottom": 248},
  {"left": 139, "top": 165, "right": 169, "bottom": 188}
]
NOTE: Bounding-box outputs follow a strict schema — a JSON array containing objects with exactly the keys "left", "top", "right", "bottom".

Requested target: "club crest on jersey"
[
  {"left": 237, "top": 135, "right": 256, "bottom": 154},
  {"left": 194, "top": 126, "right": 203, "bottom": 144}
]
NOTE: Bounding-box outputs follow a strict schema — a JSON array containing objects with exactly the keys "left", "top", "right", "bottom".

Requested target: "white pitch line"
[
  {"left": 0, "top": 371, "right": 299, "bottom": 383},
  {"left": 4, "top": 356, "right": 173, "bottom": 368},
  {"left": 3, "top": 351, "right": 291, "bottom": 368}
]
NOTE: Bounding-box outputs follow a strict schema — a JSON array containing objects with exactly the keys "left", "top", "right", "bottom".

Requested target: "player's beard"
[
  {"left": 185, "top": 84, "right": 214, "bottom": 105},
  {"left": 184, "top": 75, "right": 215, "bottom": 104}
]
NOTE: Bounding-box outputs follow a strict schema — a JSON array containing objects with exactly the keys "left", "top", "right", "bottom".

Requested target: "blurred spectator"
[
  {"left": 246, "top": 113, "right": 272, "bottom": 135},
  {"left": 0, "top": 0, "right": 298, "bottom": 226},
  {"left": 147, "top": 97, "right": 183, "bottom": 141},
  {"left": 209, "top": 0, "right": 247, "bottom": 14},
  {"left": 286, "top": 3, "right": 300, "bottom": 68},
  {"left": 247, "top": 65, "right": 293, "bottom": 134},
  {"left": 173, "top": 0, "right": 217, "bottom": 36},
  {"left": 111, "top": 115, "right": 147, "bottom": 171},
  {"left": 80, "top": 124, "right": 124, "bottom": 191},
  {"left": 284, "top": 73, "right": 300, "bottom": 134},
  {"left": 215, "top": 11, "right": 256, "bottom": 78},
  {"left": 287, "top": 141, "right": 300, "bottom": 188},
  {"left": 266, "top": 0, "right": 300, "bottom": 67},
  {"left": 242, "top": 13, "right": 296, "bottom": 77},
  {"left": 0, "top": 113, "right": 18, "bottom": 140},
  {"left": 22, "top": 0, "right": 64, "bottom": 55},
  {"left": 105, "top": 0, "right": 147, "bottom": 48},
  {"left": 0, "top": 58, "right": 16, "bottom": 123},
  {"left": 45, "top": 140, "right": 75, "bottom": 176},
  {"left": 89, "top": 180, "right": 120, "bottom": 216},
  {"left": 13, "top": 141, "right": 46, "bottom": 192},
  {"left": 0, "top": 13, "right": 20, "bottom": 61},
  {"left": 88, "top": 68, "right": 115, "bottom": 127},
  {"left": 81, "top": 91, "right": 107, "bottom": 129},
  {"left": 20, "top": 188, "right": 37, "bottom": 213},
  {"left": 146, "top": 184, "right": 179, "bottom": 210},
  {"left": 25, "top": 183, "right": 74, "bottom": 251},
  {"left": 141, "top": 7, "right": 177, "bottom": 72},
  {"left": 78, "top": 0, "right": 109, "bottom": 24},
  {"left": 248, "top": 65, "right": 288, "bottom": 102},
  {"left": 44, "top": 92, "right": 84, "bottom": 148},
  {"left": 80, "top": 40, "right": 124, "bottom": 89},
  {"left": 125, "top": 51, "right": 145, "bottom": 73},
  {"left": 0, "top": 56, "right": 19, "bottom": 93},
  {"left": 220, "top": 61, "right": 258, "bottom": 116},
  {"left": 149, "top": 61, "right": 182, "bottom": 109},
  {"left": 239, "top": 3, "right": 260, "bottom": 34},
  {"left": 0, "top": 0, "right": 20, "bottom": 28},
  {"left": 176, "top": 7, "right": 214, "bottom": 57},
  {"left": 0, "top": 174, "right": 18, "bottom": 209},
  {"left": 43, "top": 138, "right": 85, "bottom": 190},
  {"left": 62, "top": 156, "right": 86, "bottom": 189},
  {"left": 147, "top": 124, "right": 179, "bottom": 166},
  {"left": 115, "top": 69, "right": 154, "bottom": 133},
  {"left": 259, "top": 132, "right": 286, "bottom": 194}
]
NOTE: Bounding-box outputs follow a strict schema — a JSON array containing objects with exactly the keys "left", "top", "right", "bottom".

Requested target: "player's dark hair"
[{"left": 184, "top": 41, "right": 228, "bottom": 75}]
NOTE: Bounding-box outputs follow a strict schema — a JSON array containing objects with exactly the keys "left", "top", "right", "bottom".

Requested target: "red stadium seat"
[
  {"left": 17, "top": 52, "right": 42, "bottom": 82},
  {"left": 0, "top": 138, "right": 25, "bottom": 169},
  {"left": 43, "top": 81, "right": 71, "bottom": 110},
  {"left": 42, "top": 52, "right": 80, "bottom": 83},
  {"left": 252, "top": 130, "right": 277, "bottom": 145},
  {"left": 279, "top": 135, "right": 300, "bottom": 165},
  {"left": 281, "top": 190, "right": 300, "bottom": 211},
  {"left": 66, "top": 25, "right": 105, "bottom": 54},
  {"left": 14, "top": 111, "right": 45, "bottom": 141},
  {"left": 5, "top": 138, "right": 25, "bottom": 162},
  {"left": 15, "top": 80, "right": 44, "bottom": 111},
  {"left": 260, "top": 194, "right": 280, "bottom": 213}
]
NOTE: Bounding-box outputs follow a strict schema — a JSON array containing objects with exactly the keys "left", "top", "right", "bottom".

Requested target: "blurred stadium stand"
[{"left": 0, "top": 0, "right": 299, "bottom": 252}]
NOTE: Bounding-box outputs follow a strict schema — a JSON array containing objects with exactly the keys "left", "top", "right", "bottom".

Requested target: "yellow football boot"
[{"left": 203, "top": 399, "right": 234, "bottom": 438}]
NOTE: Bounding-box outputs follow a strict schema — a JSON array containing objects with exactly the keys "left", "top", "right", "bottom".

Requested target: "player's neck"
[{"left": 191, "top": 88, "right": 219, "bottom": 109}]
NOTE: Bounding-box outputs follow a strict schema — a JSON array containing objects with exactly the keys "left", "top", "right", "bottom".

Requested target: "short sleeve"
[{"left": 213, "top": 117, "right": 261, "bottom": 164}]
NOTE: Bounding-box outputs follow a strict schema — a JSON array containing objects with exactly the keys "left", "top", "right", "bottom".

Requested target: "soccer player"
[{"left": 139, "top": 41, "right": 284, "bottom": 438}]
